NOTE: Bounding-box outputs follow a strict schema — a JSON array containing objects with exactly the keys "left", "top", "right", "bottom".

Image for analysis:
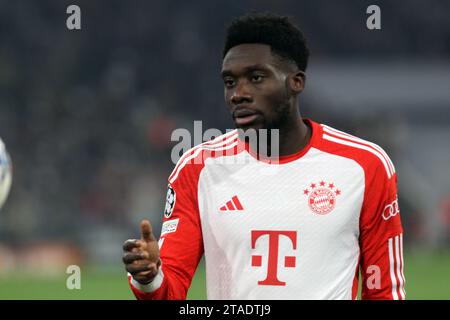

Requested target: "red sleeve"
[
  {"left": 128, "top": 160, "right": 204, "bottom": 300},
  {"left": 359, "top": 161, "right": 405, "bottom": 300}
]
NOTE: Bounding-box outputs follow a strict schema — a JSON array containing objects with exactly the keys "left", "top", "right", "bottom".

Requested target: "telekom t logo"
[{"left": 251, "top": 230, "right": 297, "bottom": 286}]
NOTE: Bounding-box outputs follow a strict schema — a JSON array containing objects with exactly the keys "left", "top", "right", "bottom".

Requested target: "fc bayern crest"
[
  {"left": 164, "top": 184, "right": 176, "bottom": 218},
  {"left": 303, "top": 181, "right": 341, "bottom": 215}
]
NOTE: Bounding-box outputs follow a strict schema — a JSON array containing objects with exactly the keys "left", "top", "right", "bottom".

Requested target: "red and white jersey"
[{"left": 128, "top": 119, "right": 405, "bottom": 300}]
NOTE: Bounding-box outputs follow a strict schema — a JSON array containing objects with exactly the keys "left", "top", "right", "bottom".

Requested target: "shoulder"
[
  {"left": 313, "top": 122, "right": 396, "bottom": 181},
  {"left": 168, "top": 129, "right": 239, "bottom": 185}
]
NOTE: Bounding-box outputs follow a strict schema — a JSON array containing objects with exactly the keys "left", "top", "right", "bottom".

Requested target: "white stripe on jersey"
[
  {"left": 388, "top": 237, "right": 399, "bottom": 300},
  {"left": 158, "top": 238, "right": 165, "bottom": 249},
  {"left": 388, "top": 234, "right": 405, "bottom": 300},
  {"left": 169, "top": 130, "right": 238, "bottom": 182},
  {"left": 323, "top": 134, "right": 393, "bottom": 179},
  {"left": 395, "top": 236, "right": 405, "bottom": 299},
  {"left": 400, "top": 233, "right": 406, "bottom": 299},
  {"left": 321, "top": 125, "right": 396, "bottom": 176},
  {"left": 398, "top": 234, "right": 406, "bottom": 299},
  {"left": 169, "top": 130, "right": 238, "bottom": 180},
  {"left": 169, "top": 139, "right": 239, "bottom": 184}
]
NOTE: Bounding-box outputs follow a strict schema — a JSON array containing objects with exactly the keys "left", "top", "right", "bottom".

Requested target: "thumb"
[{"left": 140, "top": 219, "right": 155, "bottom": 242}]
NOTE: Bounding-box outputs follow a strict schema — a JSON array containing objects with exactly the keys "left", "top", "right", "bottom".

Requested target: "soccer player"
[{"left": 122, "top": 13, "right": 405, "bottom": 300}]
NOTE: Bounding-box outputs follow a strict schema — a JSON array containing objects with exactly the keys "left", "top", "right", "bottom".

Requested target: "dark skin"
[
  {"left": 122, "top": 220, "right": 161, "bottom": 284},
  {"left": 221, "top": 43, "right": 311, "bottom": 157},
  {"left": 123, "top": 43, "right": 311, "bottom": 284}
]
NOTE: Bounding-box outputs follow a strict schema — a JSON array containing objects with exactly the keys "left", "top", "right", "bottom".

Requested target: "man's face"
[{"left": 221, "top": 44, "right": 293, "bottom": 131}]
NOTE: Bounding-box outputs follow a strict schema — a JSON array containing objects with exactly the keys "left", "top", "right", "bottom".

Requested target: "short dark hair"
[{"left": 222, "top": 12, "right": 310, "bottom": 71}]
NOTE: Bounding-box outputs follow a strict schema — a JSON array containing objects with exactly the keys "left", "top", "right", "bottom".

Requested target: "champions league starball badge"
[{"left": 164, "top": 184, "right": 176, "bottom": 218}]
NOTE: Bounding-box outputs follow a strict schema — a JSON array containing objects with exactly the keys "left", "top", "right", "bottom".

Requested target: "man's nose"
[{"left": 231, "top": 80, "right": 252, "bottom": 105}]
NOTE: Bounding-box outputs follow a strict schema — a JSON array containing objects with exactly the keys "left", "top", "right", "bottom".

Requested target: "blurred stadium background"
[{"left": 0, "top": 0, "right": 449, "bottom": 299}]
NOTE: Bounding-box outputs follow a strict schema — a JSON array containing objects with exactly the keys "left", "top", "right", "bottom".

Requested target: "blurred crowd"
[{"left": 0, "top": 0, "right": 449, "bottom": 265}]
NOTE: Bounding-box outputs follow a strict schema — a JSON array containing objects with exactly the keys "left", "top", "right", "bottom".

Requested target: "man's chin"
[{"left": 234, "top": 122, "right": 265, "bottom": 133}]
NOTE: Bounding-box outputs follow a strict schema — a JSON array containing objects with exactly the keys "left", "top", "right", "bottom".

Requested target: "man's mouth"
[
  {"left": 234, "top": 114, "right": 260, "bottom": 126},
  {"left": 233, "top": 109, "right": 260, "bottom": 126}
]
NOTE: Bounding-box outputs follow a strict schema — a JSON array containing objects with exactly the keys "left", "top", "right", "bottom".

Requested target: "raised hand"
[{"left": 123, "top": 219, "right": 161, "bottom": 284}]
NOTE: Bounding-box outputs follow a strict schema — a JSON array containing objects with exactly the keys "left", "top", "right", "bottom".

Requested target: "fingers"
[
  {"left": 137, "top": 263, "right": 158, "bottom": 276},
  {"left": 123, "top": 239, "right": 140, "bottom": 251},
  {"left": 126, "top": 261, "right": 159, "bottom": 275},
  {"left": 132, "top": 269, "right": 158, "bottom": 285},
  {"left": 140, "top": 219, "right": 155, "bottom": 242},
  {"left": 122, "top": 251, "right": 148, "bottom": 264}
]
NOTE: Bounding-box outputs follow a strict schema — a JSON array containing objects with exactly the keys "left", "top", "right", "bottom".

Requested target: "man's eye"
[
  {"left": 224, "top": 79, "right": 235, "bottom": 87},
  {"left": 251, "top": 75, "right": 264, "bottom": 83}
]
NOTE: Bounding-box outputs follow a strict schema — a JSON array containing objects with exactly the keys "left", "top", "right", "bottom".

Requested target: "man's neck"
[
  {"left": 245, "top": 116, "right": 311, "bottom": 159},
  {"left": 276, "top": 116, "right": 311, "bottom": 157}
]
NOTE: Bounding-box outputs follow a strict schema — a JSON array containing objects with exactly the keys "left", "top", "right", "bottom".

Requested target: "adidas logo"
[{"left": 219, "top": 195, "right": 244, "bottom": 211}]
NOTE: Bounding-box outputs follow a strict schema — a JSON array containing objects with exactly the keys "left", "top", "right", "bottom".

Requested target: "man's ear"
[{"left": 288, "top": 71, "right": 306, "bottom": 94}]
